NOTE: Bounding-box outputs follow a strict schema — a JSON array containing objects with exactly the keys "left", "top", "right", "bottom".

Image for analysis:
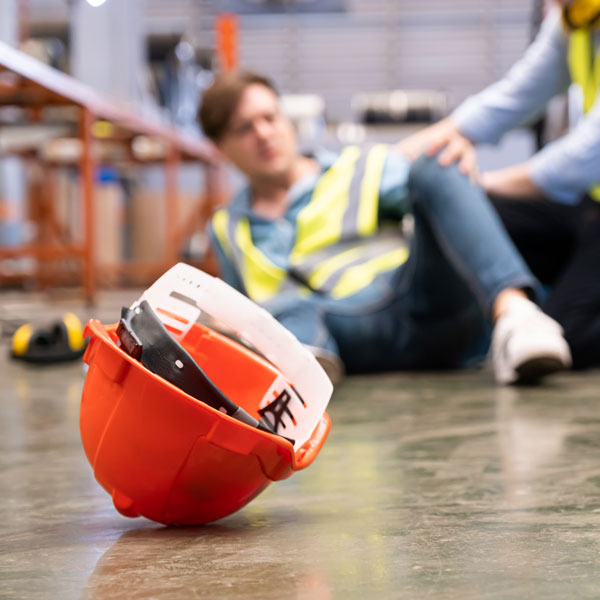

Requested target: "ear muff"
[
  {"left": 11, "top": 323, "right": 34, "bottom": 357},
  {"left": 563, "top": 0, "right": 600, "bottom": 29},
  {"left": 62, "top": 312, "right": 86, "bottom": 352},
  {"left": 10, "top": 313, "right": 87, "bottom": 363}
]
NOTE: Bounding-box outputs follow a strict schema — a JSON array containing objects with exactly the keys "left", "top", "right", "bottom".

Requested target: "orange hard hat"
[{"left": 80, "top": 264, "right": 333, "bottom": 525}]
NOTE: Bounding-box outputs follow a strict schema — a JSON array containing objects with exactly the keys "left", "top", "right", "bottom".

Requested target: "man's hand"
[
  {"left": 393, "top": 116, "right": 480, "bottom": 182},
  {"left": 428, "top": 129, "right": 479, "bottom": 182},
  {"left": 480, "top": 164, "right": 545, "bottom": 199},
  {"left": 393, "top": 117, "right": 457, "bottom": 160}
]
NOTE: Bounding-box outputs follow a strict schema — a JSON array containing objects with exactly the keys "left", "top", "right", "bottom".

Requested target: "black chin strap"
[{"left": 116, "top": 300, "right": 294, "bottom": 445}]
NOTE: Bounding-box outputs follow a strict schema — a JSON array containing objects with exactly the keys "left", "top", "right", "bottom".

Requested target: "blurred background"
[{"left": 0, "top": 0, "right": 547, "bottom": 302}]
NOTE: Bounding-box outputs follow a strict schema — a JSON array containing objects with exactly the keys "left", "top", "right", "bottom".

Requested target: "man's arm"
[
  {"left": 452, "top": 7, "right": 570, "bottom": 144},
  {"left": 526, "top": 98, "right": 600, "bottom": 203},
  {"left": 395, "top": 7, "right": 570, "bottom": 170},
  {"left": 479, "top": 89, "right": 600, "bottom": 203},
  {"left": 480, "top": 163, "right": 545, "bottom": 199}
]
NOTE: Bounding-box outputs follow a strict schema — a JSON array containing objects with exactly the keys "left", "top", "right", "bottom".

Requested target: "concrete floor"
[{"left": 2, "top": 290, "right": 600, "bottom": 599}]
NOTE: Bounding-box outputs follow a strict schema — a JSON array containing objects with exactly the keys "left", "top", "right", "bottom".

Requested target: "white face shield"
[{"left": 133, "top": 262, "right": 333, "bottom": 450}]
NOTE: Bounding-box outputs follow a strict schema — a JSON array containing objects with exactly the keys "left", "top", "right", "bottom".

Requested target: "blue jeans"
[{"left": 274, "top": 155, "right": 539, "bottom": 373}]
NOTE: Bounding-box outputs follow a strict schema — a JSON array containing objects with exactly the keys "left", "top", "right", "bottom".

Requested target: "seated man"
[
  {"left": 198, "top": 70, "right": 571, "bottom": 385},
  {"left": 397, "top": 0, "right": 600, "bottom": 370}
]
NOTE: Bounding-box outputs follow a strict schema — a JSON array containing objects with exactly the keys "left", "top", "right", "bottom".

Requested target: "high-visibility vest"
[
  {"left": 212, "top": 144, "right": 409, "bottom": 305},
  {"left": 568, "top": 28, "right": 600, "bottom": 201}
]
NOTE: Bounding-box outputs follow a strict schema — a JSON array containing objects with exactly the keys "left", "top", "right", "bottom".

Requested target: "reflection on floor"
[{"left": 1, "top": 290, "right": 600, "bottom": 599}]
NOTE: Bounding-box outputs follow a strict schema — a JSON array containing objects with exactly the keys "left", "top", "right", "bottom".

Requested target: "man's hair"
[{"left": 199, "top": 70, "right": 278, "bottom": 142}]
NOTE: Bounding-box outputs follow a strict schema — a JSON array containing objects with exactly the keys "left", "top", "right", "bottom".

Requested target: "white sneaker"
[{"left": 491, "top": 297, "right": 572, "bottom": 385}]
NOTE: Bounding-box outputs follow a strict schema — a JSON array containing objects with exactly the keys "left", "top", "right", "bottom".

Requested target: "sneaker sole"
[{"left": 514, "top": 356, "right": 566, "bottom": 385}]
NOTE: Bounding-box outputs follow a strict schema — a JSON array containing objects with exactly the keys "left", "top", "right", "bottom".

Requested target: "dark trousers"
[{"left": 492, "top": 194, "right": 600, "bottom": 370}]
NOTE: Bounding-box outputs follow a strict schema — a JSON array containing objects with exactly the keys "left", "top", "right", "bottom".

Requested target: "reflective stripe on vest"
[
  {"left": 568, "top": 28, "right": 600, "bottom": 200},
  {"left": 213, "top": 207, "right": 288, "bottom": 303},
  {"left": 290, "top": 144, "right": 387, "bottom": 260},
  {"left": 306, "top": 233, "right": 408, "bottom": 299},
  {"left": 212, "top": 145, "right": 408, "bottom": 303}
]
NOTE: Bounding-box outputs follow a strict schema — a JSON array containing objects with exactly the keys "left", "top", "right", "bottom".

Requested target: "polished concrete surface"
[{"left": 2, "top": 291, "right": 600, "bottom": 599}]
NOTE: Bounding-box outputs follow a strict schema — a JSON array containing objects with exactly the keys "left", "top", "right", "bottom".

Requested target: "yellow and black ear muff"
[
  {"left": 10, "top": 312, "right": 87, "bottom": 364},
  {"left": 11, "top": 323, "right": 34, "bottom": 358},
  {"left": 563, "top": 0, "right": 600, "bottom": 29}
]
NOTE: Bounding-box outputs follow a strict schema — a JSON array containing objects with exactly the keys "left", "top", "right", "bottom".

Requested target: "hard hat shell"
[{"left": 81, "top": 319, "right": 331, "bottom": 525}]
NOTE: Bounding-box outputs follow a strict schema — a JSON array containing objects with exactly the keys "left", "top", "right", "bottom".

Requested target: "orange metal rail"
[{"left": 0, "top": 41, "right": 224, "bottom": 303}]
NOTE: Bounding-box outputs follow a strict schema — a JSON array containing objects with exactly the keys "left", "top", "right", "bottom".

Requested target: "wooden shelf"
[{"left": 0, "top": 41, "right": 225, "bottom": 303}]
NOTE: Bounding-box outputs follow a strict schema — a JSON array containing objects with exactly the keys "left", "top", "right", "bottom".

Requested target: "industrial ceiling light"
[{"left": 85, "top": 0, "right": 108, "bottom": 7}]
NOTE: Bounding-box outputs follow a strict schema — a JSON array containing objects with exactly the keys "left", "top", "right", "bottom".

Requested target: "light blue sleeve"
[
  {"left": 206, "top": 221, "right": 246, "bottom": 293},
  {"left": 529, "top": 98, "right": 600, "bottom": 204},
  {"left": 378, "top": 150, "right": 411, "bottom": 219},
  {"left": 452, "top": 8, "right": 571, "bottom": 144}
]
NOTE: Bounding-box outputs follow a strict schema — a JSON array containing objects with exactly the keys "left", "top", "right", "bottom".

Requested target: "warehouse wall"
[
  {"left": 188, "top": 0, "right": 537, "bottom": 122},
  {"left": 29, "top": 0, "right": 537, "bottom": 123}
]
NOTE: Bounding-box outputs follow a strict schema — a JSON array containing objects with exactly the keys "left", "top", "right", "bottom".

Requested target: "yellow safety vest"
[
  {"left": 212, "top": 145, "right": 409, "bottom": 305},
  {"left": 568, "top": 27, "right": 600, "bottom": 201}
]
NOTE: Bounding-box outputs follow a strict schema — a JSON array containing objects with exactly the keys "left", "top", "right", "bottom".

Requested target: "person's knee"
[{"left": 408, "top": 153, "right": 464, "bottom": 204}]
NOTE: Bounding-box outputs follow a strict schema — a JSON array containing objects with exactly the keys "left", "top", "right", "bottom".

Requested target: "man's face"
[{"left": 217, "top": 83, "right": 298, "bottom": 181}]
